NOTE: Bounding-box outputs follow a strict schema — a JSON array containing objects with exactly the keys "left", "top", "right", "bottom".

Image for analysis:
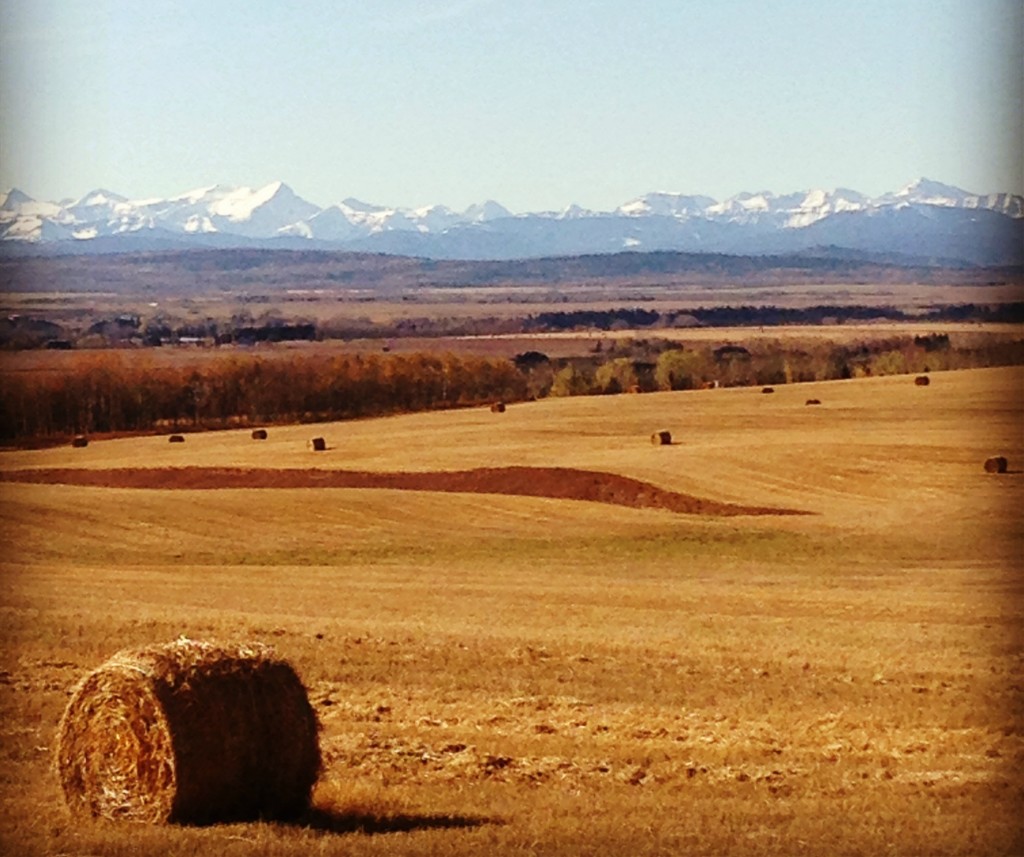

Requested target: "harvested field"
[{"left": 1, "top": 365, "right": 1022, "bottom": 856}]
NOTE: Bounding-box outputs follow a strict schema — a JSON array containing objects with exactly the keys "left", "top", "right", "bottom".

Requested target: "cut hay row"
[
  {"left": 0, "top": 465, "right": 808, "bottom": 516},
  {"left": 55, "top": 639, "right": 320, "bottom": 825}
]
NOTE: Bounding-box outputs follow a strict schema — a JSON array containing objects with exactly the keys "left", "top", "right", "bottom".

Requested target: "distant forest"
[
  {"left": 3, "top": 302, "right": 1023, "bottom": 351},
  {"left": 2, "top": 247, "right": 1022, "bottom": 295}
]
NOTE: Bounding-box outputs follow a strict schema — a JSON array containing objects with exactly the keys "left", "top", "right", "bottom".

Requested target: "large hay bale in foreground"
[
  {"left": 55, "top": 639, "right": 320, "bottom": 825},
  {"left": 914, "top": 375, "right": 930, "bottom": 386},
  {"left": 651, "top": 430, "right": 672, "bottom": 445},
  {"left": 984, "top": 456, "right": 1008, "bottom": 474},
  {"left": 308, "top": 436, "right": 326, "bottom": 451}
]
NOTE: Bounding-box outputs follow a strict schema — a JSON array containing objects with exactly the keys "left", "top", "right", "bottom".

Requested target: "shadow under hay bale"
[
  {"left": 55, "top": 639, "right": 320, "bottom": 825},
  {"left": 71, "top": 435, "right": 88, "bottom": 448},
  {"left": 490, "top": 402, "right": 506, "bottom": 413},
  {"left": 651, "top": 430, "right": 672, "bottom": 446},
  {"left": 168, "top": 435, "right": 185, "bottom": 443},
  {"left": 984, "top": 456, "right": 1008, "bottom": 474},
  {"left": 805, "top": 399, "right": 821, "bottom": 406},
  {"left": 914, "top": 375, "right": 930, "bottom": 386},
  {"left": 308, "top": 437, "right": 326, "bottom": 451},
  {"left": 251, "top": 429, "right": 268, "bottom": 440},
  {"left": 761, "top": 386, "right": 775, "bottom": 394}
]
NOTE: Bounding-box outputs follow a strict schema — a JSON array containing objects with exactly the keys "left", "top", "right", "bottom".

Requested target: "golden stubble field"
[{"left": 1, "top": 366, "right": 1022, "bottom": 856}]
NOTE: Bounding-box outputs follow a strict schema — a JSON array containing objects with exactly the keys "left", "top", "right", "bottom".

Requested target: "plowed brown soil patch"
[{"left": 0, "top": 466, "right": 806, "bottom": 516}]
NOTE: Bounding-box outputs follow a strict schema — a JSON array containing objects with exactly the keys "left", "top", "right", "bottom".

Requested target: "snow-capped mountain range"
[{"left": 2, "top": 178, "right": 1021, "bottom": 265}]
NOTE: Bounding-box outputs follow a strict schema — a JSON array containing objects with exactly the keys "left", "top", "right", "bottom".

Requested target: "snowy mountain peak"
[
  {"left": 463, "top": 200, "right": 512, "bottom": 222},
  {"left": 2, "top": 178, "right": 1020, "bottom": 266},
  {"left": 894, "top": 177, "right": 972, "bottom": 205},
  {"left": 73, "top": 189, "right": 128, "bottom": 208},
  {"left": 208, "top": 181, "right": 310, "bottom": 221},
  {"left": 1, "top": 188, "right": 35, "bottom": 211},
  {"left": 618, "top": 191, "right": 716, "bottom": 218},
  {"left": 559, "top": 203, "right": 594, "bottom": 219}
]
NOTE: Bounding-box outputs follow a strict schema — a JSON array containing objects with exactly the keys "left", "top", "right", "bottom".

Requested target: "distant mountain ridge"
[{"left": 1, "top": 178, "right": 1022, "bottom": 265}]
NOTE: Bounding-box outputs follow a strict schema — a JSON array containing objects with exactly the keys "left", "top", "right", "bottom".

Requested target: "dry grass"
[{"left": 0, "top": 365, "right": 1021, "bottom": 855}]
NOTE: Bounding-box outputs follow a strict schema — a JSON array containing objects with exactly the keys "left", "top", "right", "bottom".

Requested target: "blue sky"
[{"left": 1, "top": 0, "right": 1020, "bottom": 211}]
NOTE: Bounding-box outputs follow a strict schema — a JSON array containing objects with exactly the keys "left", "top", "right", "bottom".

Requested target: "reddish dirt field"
[{"left": 0, "top": 465, "right": 807, "bottom": 516}]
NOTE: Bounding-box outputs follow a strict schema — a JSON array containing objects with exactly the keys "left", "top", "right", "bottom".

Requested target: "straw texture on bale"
[
  {"left": 168, "top": 435, "right": 185, "bottom": 443},
  {"left": 55, "top": 639, "right": 320, "bottom": 825},
  {"left": 308, "top": 437, "right": 326, "bottom": 451},
  {"left": 914, "top": 375, "right": 930, "bottom": 386},
  {"left": 651, "top": 430, "right": 672, "bottom": 445},
  {"left": 490, "top": 402, "right": 506, "bottom": 413},
  {"left": 984, "top": 456, "right": 1008, "bottom": 474},
  {"left": 251, "top": 428, "right": 268, "bottom": 440},
  {"left": 71, "top": 435, "right": 89, "bottom": 448}
]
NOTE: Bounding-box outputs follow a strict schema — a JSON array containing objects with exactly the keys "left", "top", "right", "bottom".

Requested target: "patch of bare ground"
[{"left": 0, "top": 465, "right": 806, "bottom": 516}]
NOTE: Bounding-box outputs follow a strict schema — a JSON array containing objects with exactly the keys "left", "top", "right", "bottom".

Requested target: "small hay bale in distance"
[
  {"left": 308, "top": 436, "right": 326, "bottom": 451},
  {"left": 761, "top": 386, "right": 775, "bottom": 394},
  {"left": 805, "top": 398, "right": 822, "bottom": 406},
  {"left": 490, "top": 402, "right": 506, "bottom": 413},
  {"left": 651, "top": 430, "right": 672, "bottom": 446},
  {"left": 914, "top": 375, "right": 930, "bottom": 386},
  {"left": 71, "top": 435, "right": 89, "bottom": 448},
  {"left": 984, "top": 456, "right": 1008, "bottom": 474},
  {"left": 251, "top": 428, "right": 268, "bottom": 440},
  {"left": 168, "top": 435, "right": 185, "bottom": 443},
  {"left": 55, "top": 639, "right": 320, "bottom": 825}
]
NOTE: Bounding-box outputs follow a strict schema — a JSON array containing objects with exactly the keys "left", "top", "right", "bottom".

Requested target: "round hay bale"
[
  {"left": 168, "top": 435, "right": 185, "bottom": 443},
  {"left": 490, "top": 402, "right": 506, "bottom": 413},
  {"left": 651, "top": 430, "right": 672, "bottom": 445},
  {"left": 71, "top": 435, "right": 89, "bottom": 448},
  {"left": 983, "top": 456, "right": 1008, "bottom": 474},
  {"left": 251, "top": 428, "right": 268, "bottom": 440},
  {"left": 761, "top": 386, "right": 775, "bottom": 394},
  {"left": 308, "top": 437, "right": 326, "bottom": 451},
  {"left": 914, "top": 375, "right": 930, "bottom": 386},
  {"left": 55, "top": 639, "right": 320, "bottom": 825},
  {"left": 805, "top": 398, "right": 821, "bottom": 406}
]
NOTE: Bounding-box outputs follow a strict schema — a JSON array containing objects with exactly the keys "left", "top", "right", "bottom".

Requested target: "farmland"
[{"left": 1, "top": 364, "right": 1021, "bottom": 855}]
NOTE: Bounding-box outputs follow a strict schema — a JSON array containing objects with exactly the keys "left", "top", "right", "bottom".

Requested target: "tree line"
[
  {"left": 0, "top": 352, "right": 526, "bottom": 442},
  {"left": 2, "top": 333, "right": 1022, "bottom": 445}
]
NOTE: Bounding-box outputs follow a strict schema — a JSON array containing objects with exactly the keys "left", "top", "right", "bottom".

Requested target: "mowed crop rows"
[{"left": 1, "top": 366, "right": 1021, "bottom": 856}]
